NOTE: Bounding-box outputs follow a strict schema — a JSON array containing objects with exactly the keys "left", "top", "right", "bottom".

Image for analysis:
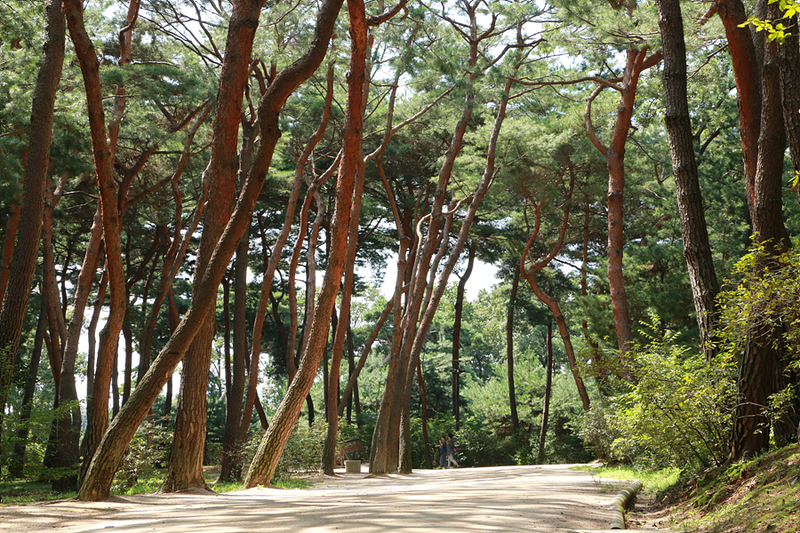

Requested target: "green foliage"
[
  {"left": 241, "top": 421, "right": 329, "bottom": 484},
  {"left": 718, "top": 242, "right": 800, "bottom": 433},
  {"left": 583, "top": 316, "right": 736, "bottom": 470},
  {"left": 112, "top": 419, "right": 173, "bottom": 494},
  {"left": 739, "top": 0, "right": 799, "bottom": 44}
]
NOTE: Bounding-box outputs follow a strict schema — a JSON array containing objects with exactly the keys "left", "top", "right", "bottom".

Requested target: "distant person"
[
  {"left": 438, "top": 435, "right": 447, "bottom": 468},
  {"left": 446, "top": 434, "right": 459, "bottom": 468}
]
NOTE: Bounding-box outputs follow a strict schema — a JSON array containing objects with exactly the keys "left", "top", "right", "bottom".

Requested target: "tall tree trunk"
[
  {"left": 776, "top": 11, "right": 800, "bottom": 447},
  {"left": 416, "top": 358, "right": 433, "bottom": 469},
  {"left": 714, "top": 0, "right": 762, "bottom": 212},
  {"left": 452, "top": 241, "right": 476, "bottom": 427},
  {"left": 396, "top": 74, "right": 513, "bottom": 474},
  {"left": 78, "top": 0, "right": 344, "bottom": 501},
  {"left": 235, "top": 64, "right": 336, "bottom": 472},
  {"left": 8, "top": 292, "right": 46, "bottom": 478},
  {"left": 537, "top": 320, "right": 552, "bottom": 465},
  {"left": 219, "top": 226, "right": 249, "bottom": 482},
  {"left": 506, "top": 267, "right": 520, "bottom": 430},
  {"left": 162, "top": 0, "right": 265, "bottom": 494},
  {"left": 86, "top": 270, "right": 108, "bottom": 399},
  {"left": 0, "top": 0, "right": 65, "bottom": 424},
  {"left": 0, "top": 205, "right": 20, "bottom": 306},
  {"left": 656, "top": 0, "right": 720, "bottom": 359},
  {"left": 591, "top": 48, "right": 653, "bottom": 354},
  {"left": 732, "top": 1, "right": 790, "bottom": 459},
  {"left": 245, "top": 0, "right": 363, "bottom": 487},
  {"left": 42, "top": 177, "right": 79, "bottom": 492},
  {"left": 65, "top": 0, "right": 129, "bottom": 477},
  {"left": 371, "top": 6, "right": 481, "bottom": 473}
]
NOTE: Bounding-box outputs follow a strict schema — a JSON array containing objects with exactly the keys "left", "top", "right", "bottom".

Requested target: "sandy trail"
[{"left": 0, "top": 464, "right": 658, "bottom": 532}]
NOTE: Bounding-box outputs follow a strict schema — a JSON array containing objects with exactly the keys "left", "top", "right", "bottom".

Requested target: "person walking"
[
  {"left": 446, "top": 434, "right": 459, "bottom": 468},
  {"left": 437, "top": 436, "right": 448, "bottom": 468}
]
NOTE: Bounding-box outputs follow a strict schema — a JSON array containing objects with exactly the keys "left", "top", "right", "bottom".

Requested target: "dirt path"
[{"left": 0, "top": 464, "right": 663, "bottom": 532}]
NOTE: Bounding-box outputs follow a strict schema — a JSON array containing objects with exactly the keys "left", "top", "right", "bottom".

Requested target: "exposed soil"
[{"left": 0, "top": 464, "right": 663, "bottom": 533}]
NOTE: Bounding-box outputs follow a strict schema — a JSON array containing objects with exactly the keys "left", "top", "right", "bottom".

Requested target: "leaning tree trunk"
[
  {"left": 77, "top": 0, "right": 344, "bottom": 501},
  {"left": 656, "top": 0, "right": 720, "bottom": 359},
  {"left": 64, "top": 0, "right": 129, "bottom": 479},
  {"left": 521, "top": 163, "right": 590, "bottom": 411},
  {"left": 162, "top": 0, "right": 266, "bottom": 494},
  {"left": 0, "top": 0, "right": 65, "bottom": 424},
  {"left": 245, "top": 0, "right": 364, "bottom": 487}
]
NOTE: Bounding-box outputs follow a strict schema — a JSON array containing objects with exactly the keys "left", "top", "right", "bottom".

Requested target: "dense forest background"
[{"left": 1, "top": 0, "right": 800, "bottom": 501}]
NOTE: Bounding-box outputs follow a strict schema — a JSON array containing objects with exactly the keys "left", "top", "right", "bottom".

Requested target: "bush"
[
  {"left": 593, "top": 316, "right": 736, "bottom": 470},
  {"left": 113, "top": 418, "right": 172, "bottom": 493}
]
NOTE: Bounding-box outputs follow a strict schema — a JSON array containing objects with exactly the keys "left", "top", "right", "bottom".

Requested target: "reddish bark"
[
  {"left": 732, "top": 1, "right": 790, "bottom": 459},
  {"left": 0, "top": 205, "right": 20, "bottom": 306},
  {"left": 715, "top": 0, "right": 762, "bottom": 213},
  {"left": 64, "top": 0, "right": 129, "bottom": 475},
  {"left": 79, "top": 0, "right": 344, "bottom": 501},
  {"left": 163, "top": 0, "right": 266, "bottom": 494},
  {"left": 520, "top": 165, "right": 591, "bottom": 411},
  {"left": 245, "top": 0, "right": 364, "bottom": 487},
  {"left": 235, "top": 66, "right": 337, "bottom": 462},
  {"left": 0, "top": 0, "right": 65, "bottom": 422}
]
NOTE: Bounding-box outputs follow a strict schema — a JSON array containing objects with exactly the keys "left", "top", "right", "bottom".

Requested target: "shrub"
[
  {"left": 599, "top": 316, "right": 735, "bottom": 470},
  {"left": 242, "top": 421, "right": 327, "bottom": 483},
  {"left": 113, "top": 418, "right": 172, "bottom": 493}
]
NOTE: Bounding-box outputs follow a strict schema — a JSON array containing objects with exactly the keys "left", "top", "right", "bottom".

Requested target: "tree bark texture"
[
  {"left": 655, "top": 0, "right": 720, "bottom": 359},
  {"left": 162, "top": 0, "right": 266, "bottom": 493},
  {"left": 64, "top": 0, "right": 129, "bottom": 478},
  {"left": 245, "top": 0, "right": 362, "bottom": 487},
  {"left": 77, "top": 0, "right": 343, "bottom": 500},
  {"left": 452, "top": 240, "right": 476, "bottom": 427},
  {"left": 0, "top": 205, "right": 20, "bottom": 307},
  {"left": 0, "top": 0, "right": 65, "bottom": 424},
  {"left": 605, "top": 48, "right": 648, "bottom": 354},
  {"left": 732, "top": 2, "right": 790, "bottom": 459},
  {"left": 716, "top": 0, "right": 762, "bottom": 214}
]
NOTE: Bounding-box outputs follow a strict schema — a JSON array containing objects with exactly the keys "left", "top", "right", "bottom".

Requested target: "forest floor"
[
  {"left": 629, "top": 443, "right": 800, "bottom": 533},
  {"left": 0, "top": 463, "right": 667, "bottom": 533}
]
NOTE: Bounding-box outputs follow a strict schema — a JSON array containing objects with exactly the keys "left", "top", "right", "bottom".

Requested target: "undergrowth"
[
  {"left": 670, "top": 444, "right": 800, "bottom": 533},
  {"left": 572, "top": 464, "right": 681, "bottom": 496}
]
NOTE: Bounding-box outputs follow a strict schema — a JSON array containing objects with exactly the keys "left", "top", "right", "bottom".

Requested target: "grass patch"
[
  {"left": 572, "top": 465, "right": 681, "bottom": 495},
  {"left": 273, "top": 477, "right": 316, "bottom": 490},
  {"left": 0, "top": 479, "right": 76, "bottom": 504}
]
